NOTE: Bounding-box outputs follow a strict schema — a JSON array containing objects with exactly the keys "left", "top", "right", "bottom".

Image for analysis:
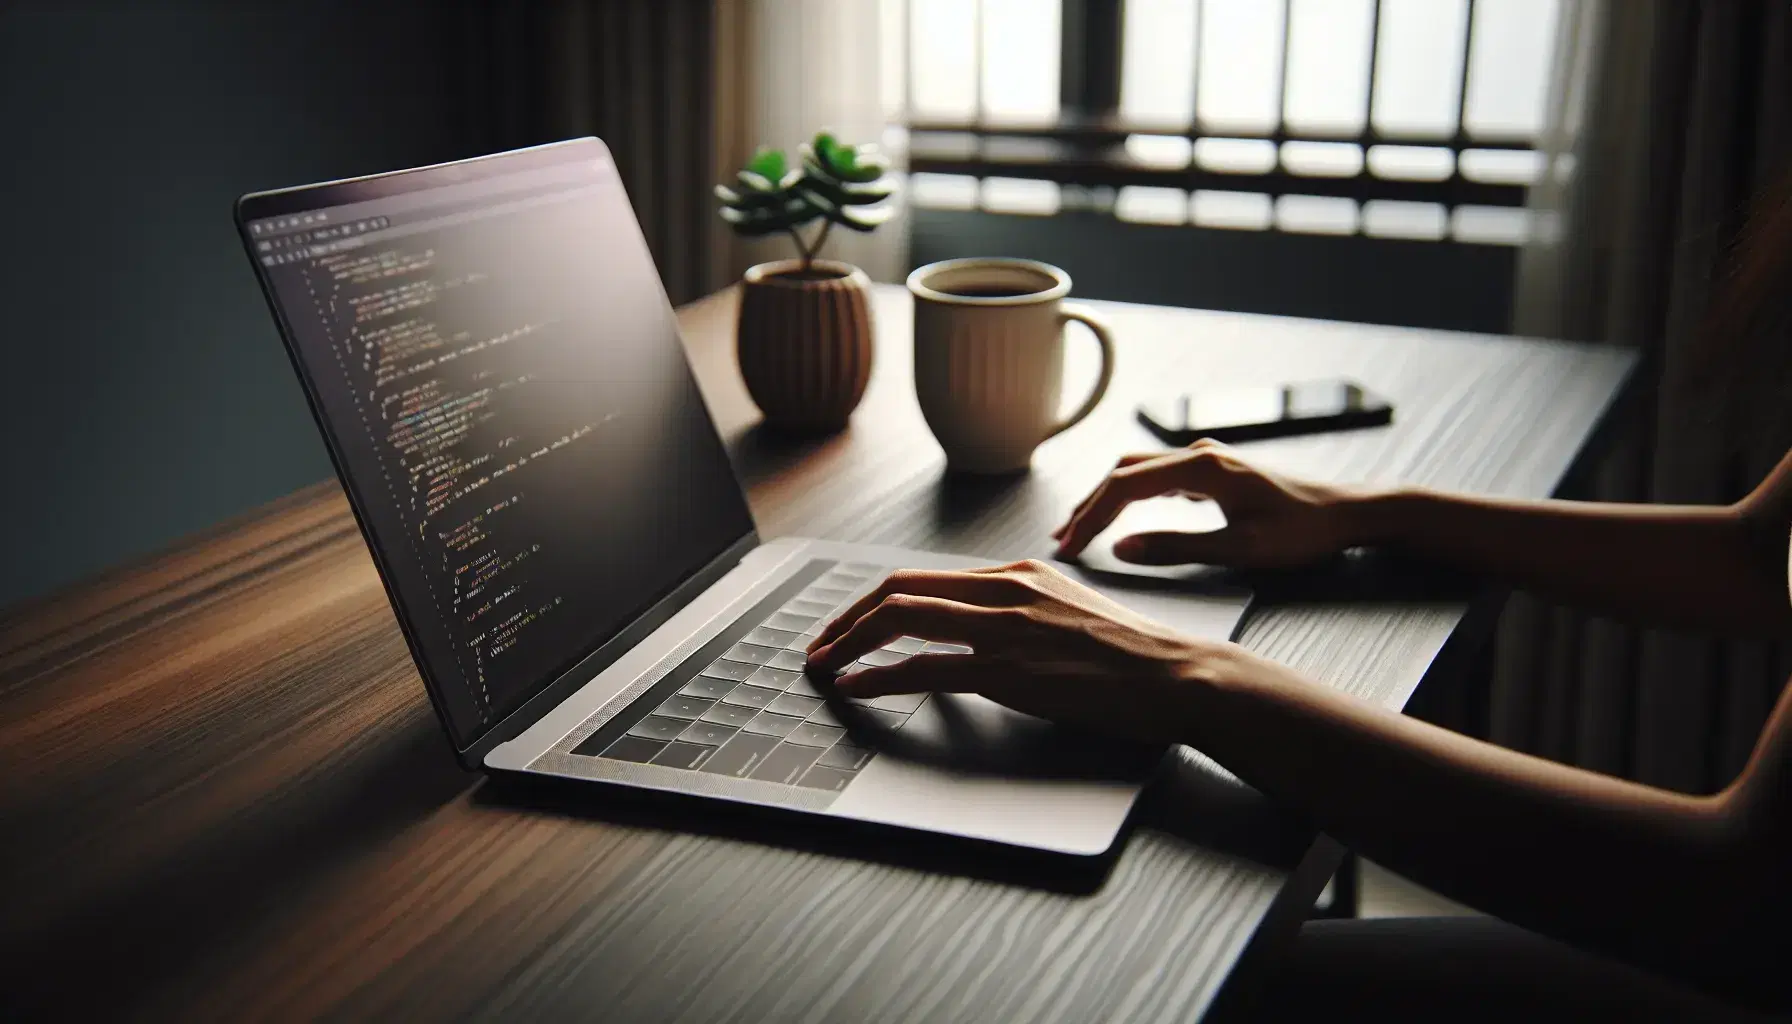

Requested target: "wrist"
[{"left": 1323, "top": 483, "right": 1429, "bottom": 548}]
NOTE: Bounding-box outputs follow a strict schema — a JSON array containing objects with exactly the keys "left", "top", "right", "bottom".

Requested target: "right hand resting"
[{"left": 1051, "top": 439, "right": 1370, "bottom": 568}]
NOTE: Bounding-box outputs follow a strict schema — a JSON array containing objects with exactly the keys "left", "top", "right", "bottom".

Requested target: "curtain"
[
  {"left": 710, "top": 0, "right": 910, "bottom": 288},
  {"left": 1498, "top": 0, "right": 1792, "bottom": 793},
  {"left": 451, "top": 0, "right": 902, "bottom": 305}
]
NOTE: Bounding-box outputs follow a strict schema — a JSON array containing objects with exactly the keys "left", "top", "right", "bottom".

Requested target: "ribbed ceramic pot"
[{"left": 736, "top": 259, "right": 874, "bottom": 434}]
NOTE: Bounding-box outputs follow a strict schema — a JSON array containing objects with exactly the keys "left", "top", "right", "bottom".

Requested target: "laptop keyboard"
[{"left": 572, "top": 561, "right": 969, "bottom": 792}]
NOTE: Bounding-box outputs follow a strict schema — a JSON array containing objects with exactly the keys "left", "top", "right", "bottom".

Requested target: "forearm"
[
  {"left": 1337, "top": 485, "right": 1792, "bottom": 635},
  {"left": 1181, "top": 654, "right": 1770, "bottom": 998}
]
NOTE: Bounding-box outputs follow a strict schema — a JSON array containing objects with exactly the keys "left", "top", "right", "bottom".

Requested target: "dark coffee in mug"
[{"left": 936, "top": 284, "right": 1042, "bottom": 299}]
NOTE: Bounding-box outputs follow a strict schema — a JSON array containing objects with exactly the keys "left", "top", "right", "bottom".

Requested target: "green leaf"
[
  {"left": 736, "top": 169, "right": 777, "bottom": 193},
  {"left": 717, "top": 183, "right": 787, "bottom": 210},
  {"left": 796, "top": 175, "right": 892, "bottom": 208},
  {"left": 799, "top": 186, "right": 893, "bottom": 232},
  {"left": 834, "top": 204, "right": 896, "bottom": 232},
  {"left": 837, "top": 146, "right": 888, "bottom": 183},
  {"left": 720, "top": 196, "right": 820, "bottom": 236},
  {"left": 743, "top": 146, "right": 787, "bottom": 183}
]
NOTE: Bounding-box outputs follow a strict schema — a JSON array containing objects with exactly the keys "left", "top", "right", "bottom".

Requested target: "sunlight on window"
[
  {"left": 1277, "top": 195, "right": 1360, "bottom": 235},
  {"left": 1283, "top": 0, "right": 1376, "bottom": 135},
  {"left": 1197, "top": 0, "right": 1286, "bottom": 133},
  {"left": 880, "top": 0, "right": 908, "bottom": 119},
  {"left": 1115, "top": 186, "right": 1190, "bottom": 225},
  {"left": 981, "top": 177, "right": 1061, "bottom": 216},
  {"left": 1363, "top": 200, "right": 1448, "bottom": 240},
  {"left": 1125, "top": 134, "right": 1195, "bottom": 168},
  {"left": 981, "top": 0, "right": 1061, "bottom": 123},
  {"left": 1120, "top": 0, "right": 1198, "bottom": 127},
  {"left": 1192, "top": 190, "right": 1273, "bottom": 230},
  {"left": 909, "top": 172, "right": 980, "bottom": 210},
  {"left": 1459, "top": 148, "right": 1543, "bottom": 184},
  {"left": 1367, "top": 145, "right": 1456, "bottom": 180},
  {"left": 1452, "top": 205, "right": 1533, "bottom": 245},
  {"left": 1281, "top": 141, "right": 1364, "bottom": 177},
  {"left": 1195, "top": 137, "right": 1277, "bottom": 174},
  {"left": 1464, "top": 0, "right": 1560, "bottom": 139},
  {"left": 1372, "top": 0, "right": 1471, "bottom": 138},
  {"left": 909, "top": 0, "right": 976, "bottom": 119}
]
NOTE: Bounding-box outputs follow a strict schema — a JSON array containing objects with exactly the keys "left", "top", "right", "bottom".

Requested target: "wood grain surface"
[{"left": 0, "top": 285, "right": 1634, "bottom": 1022}]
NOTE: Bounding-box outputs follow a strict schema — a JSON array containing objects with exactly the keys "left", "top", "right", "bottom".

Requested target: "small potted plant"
[{"left": 717, "top": 131, "right": 895, "bottom": 434}]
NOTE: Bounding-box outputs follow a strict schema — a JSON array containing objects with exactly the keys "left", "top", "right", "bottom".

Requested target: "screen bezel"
[{"left": 234, "top": 138, "right": 759, "bottom": 769}]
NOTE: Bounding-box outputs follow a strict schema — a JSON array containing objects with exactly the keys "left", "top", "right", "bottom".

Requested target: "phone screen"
[
  {"left": 1187, "top": 381, "right": 1370, "bottom": 430},
  {"left": 1138, "top": 379, "right": 1392, "bottom": 443}
]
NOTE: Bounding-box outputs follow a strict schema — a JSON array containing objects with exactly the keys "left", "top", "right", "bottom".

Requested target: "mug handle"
[{"left": 1046, "top": 304, "right": 1116, "bottom": 440}]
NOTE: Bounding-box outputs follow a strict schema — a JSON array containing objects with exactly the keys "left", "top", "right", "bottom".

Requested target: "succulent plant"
[{"left": 716, "top": 131, "right": 896, "bottom": 275}]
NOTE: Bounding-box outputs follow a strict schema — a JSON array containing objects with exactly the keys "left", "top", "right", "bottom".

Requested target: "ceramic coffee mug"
[{"left": 907, "top": 257, "right": 1115, "bottom": 473}]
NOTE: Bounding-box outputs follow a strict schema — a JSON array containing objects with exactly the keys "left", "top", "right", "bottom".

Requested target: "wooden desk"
[{"left": 0, "top": 285, "right": 1634, "bottom": 1021}]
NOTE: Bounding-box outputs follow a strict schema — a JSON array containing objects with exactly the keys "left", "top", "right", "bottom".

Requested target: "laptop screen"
[{"left": 239, "top": 140, "right": 756, "bottom": 751}]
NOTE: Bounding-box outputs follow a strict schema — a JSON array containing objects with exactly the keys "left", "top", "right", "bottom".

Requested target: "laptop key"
[
  {"left": 921, "top": 641, "right": 973, "bottom": 655},
  {"left": 745, "top": 626, "right": 799, "bottom": 649},
  {"left": 701, "top": 659, "right": 758, "bottom": 683},
  {"left": 653, "top": 694, "right": 715, "bottom": 720},
  {"left": 699, "top": 702, "right": 758, "bottom": 728},
  {"left": 816, "top": 743, "right": 874, "bottom": 771},
  {"left": 650, "top": 741, "right": 716, "bottom": 770},
  {"left": 768, "top": 649, "right": 808, "bottom": 672},
  {"left": 783, "top": 598, "right": 835, "bottom": 619},
  {"left": 679, "top": 675, "right": 737, "bottom": 700},
  {"left": 678, "top": 720, "right": 740, "bottom": 747},
  {"left": 796, "top": 765, "right": 858, "bottom": 792},
  {"left": 721, "top": 684, "right": 781, "bottom": 709},
  {"left": 858, "top": 649, "right": 907, "bottom": 668},
  {"left": 782, "top": 675, "right": 825, "bottom": 698},
  {"left": 869, "top": 692, "right": 927, "bottom": 714},
  {"left": 722, "top": 642, "right": 780, "bottom": 666},
  {"left": 786, "top": 722, "right": 845, "bottom": 748},
  {"left": 802, "top": 586, "right": 853, "bottom": 605},
  {"left": 805, "top": 704, "right": 844, "bottom": 728},
  {"left": 699, "top": 732, "right": 782, "bottom": 778},
  {"left": 885, "top": 636, "right": 927, "bottom": 654},
  {"left": 600, "top": 735, "right": 666, "bottom": 763},
  {"left": 749, "top": 742, "right": 825, "bottom": 785},
  {"left": 861, "top": 708, "right": 909, "bottom": 731},
  {"left": 626, "top": 715, "right": 690, "bottom": 742},
  {"left": 743, "top": 712, "right": 805, "bottom": 738},
  {"left": 767, "top": 693, "right": 822, "bottom": 718},
  {"left": 763, "top": 611, "right": 818, "bottom": 633},
  {"left": 747, "top": 666, "right": 803, "bottom": 690}
]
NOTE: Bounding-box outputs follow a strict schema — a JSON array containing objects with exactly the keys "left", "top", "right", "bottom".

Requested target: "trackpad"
[
  {"left": 841, "top": 692, "right": 1158, "bottom": 783},
  {"left": 828, "top": 693, "right": 1156, "bottom": 856}
]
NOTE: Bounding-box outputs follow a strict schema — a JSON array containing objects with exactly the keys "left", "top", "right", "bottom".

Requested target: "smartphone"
[{"left": 1136, "top": 379, "right": 1393, "bottom": 445}]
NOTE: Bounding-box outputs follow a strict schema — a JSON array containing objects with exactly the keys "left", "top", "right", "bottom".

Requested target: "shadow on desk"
[{"left": 1, "top": 709, "right": 473, "bottom": 1018}]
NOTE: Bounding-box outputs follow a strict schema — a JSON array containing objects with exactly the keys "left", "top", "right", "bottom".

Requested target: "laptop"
[{"left": 235, "top": 138, "right": 1252, "bottom": 858}]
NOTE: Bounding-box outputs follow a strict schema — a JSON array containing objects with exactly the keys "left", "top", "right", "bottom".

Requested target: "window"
[{"left": 894, "top": 0, "right": 1559, "bottom": 245}]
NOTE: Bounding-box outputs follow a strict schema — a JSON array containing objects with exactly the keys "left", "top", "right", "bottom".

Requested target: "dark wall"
[
  {"left": 911, "top": 209, "right": 1517, "bottom": 334},
  {"left": 0, "top": 2, "right": 535, "bottom": 611}
]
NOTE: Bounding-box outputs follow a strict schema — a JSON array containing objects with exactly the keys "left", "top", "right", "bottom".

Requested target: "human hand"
[
  {"left": 1051, "top": 439, "right": 1365, "bottom": 568},
  {"left": 804, "top": 559, "right": 1297, "bottom": 744}
]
